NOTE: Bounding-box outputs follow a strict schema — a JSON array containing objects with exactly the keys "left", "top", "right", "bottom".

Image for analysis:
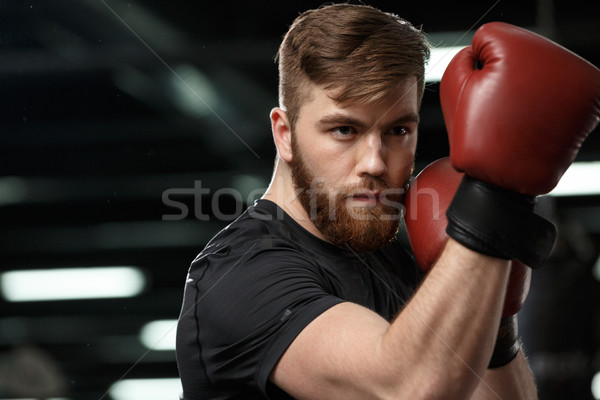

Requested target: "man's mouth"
[{"left": 347, "top": 191, "right": 381, "bottom": 206}]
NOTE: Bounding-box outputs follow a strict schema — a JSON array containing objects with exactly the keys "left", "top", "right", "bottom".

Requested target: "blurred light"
[
  {"left": 593, "top": 371, "right": 600, "bottom": 399},
  {"left": 425, "top": 46, "right": 466, "bottom": 82},
  {"left": 550, "top": 161, "right": 600, "bottom": 196},
  {"left": 170, "top": 64, "right": 220, "bottom": 117},
  {"left": 0, "top": 176, "right": 28, "bottom": 206},
  {"left": 140, "top": 319, "right": 177, "bottom": 351},
  {"left": 230, "top": 174, "right": 268, "bottom": 203},
  {"left": 1, "top": 267, "right": 145, "bottom": 302},
  {"left": 109, "top": 378, "right": 181, "bottom": 400},
  {"left": 594, "top": 255, "right": 600, "bottom": 282}
]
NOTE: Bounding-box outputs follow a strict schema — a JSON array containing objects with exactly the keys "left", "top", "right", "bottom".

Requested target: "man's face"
[{"left": 288, "top": 79, "right": 419, "bottom": 252}]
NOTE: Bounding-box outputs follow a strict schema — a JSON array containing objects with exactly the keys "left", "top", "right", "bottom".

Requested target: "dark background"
[{"left": 0, "top": 0, "right": 599, "bottom": 399}]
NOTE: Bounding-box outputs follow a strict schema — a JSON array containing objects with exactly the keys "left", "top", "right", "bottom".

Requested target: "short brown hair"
[{"left": 276, "top": 3, "right": 431, "bottom": 129}]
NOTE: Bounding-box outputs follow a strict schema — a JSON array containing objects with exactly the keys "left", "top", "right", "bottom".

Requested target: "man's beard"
[{"left": 289, "top": 134, "right": 413, "bottom": 252}]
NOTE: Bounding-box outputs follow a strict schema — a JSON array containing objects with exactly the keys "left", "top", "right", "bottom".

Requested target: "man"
[{"left": 176, "top": 3, "right": 600, "bottom": 399}]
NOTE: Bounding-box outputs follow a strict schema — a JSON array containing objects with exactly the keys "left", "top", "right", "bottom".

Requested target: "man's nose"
[{"left": 355, "top": 133, "right": 387, "bottom": 178}]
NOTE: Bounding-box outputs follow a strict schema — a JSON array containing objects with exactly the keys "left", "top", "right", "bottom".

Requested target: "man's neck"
[{"left": 262, "top": 159, "right": 327, "bottom": 242}]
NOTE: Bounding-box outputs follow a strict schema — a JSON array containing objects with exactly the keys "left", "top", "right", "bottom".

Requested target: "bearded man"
[{"left": 171, "top": 3, "right": 586, "bottom": 399}]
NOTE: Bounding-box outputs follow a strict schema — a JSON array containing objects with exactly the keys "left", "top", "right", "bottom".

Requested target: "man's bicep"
[{"left": 270, "top": 301, "right": 392, "bottom": 400}]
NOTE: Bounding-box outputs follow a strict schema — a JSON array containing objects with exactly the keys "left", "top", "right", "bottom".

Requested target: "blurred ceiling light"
[
  {"left": 170, "top": 64, "right": 220, "bottom": 118},
  {"left": 0, "top": 267, "right": 145, "bottom": 302},
  {"left": 593, "top": 255, "right": 600, "bottom": 283},
  {"left": 109, "top": 378, "right": 182, "bottom": 400},
  {"left": 139, "top": 319, "right": 177, "bottom": 351},
  {"left": 549, "top": 161, "right": 600, "bottom": 197},
  {"left": 425, "top": 46, "right": 466, "bottom": 82},
  {"left": 593, "top": 371, "right": 600, "bottom": 400},
  {"left": 0, "top": 176, "right": 28, "bottom": 206},
  {"left": 230, "top": 174, "right": 268, "bottom": 204}
]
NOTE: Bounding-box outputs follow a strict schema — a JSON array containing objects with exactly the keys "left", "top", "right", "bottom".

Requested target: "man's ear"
[{"left": 270, "top": 107, "right": 293, "bottom": 162}]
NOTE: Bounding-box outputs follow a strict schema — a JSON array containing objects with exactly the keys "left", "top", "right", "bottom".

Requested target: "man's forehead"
[
  {"left": 321, "top": 78, "right": 418, "bottom": 107},
  {"left": 303, "top": 80, "right": 419, "bottom": 116}
]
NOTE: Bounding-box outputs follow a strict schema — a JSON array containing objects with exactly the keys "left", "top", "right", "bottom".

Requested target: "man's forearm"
[
  {"left": 470, "top": 350, "right": 538, "bottom": 400},
  {"left": 377, "top": 239, "right": 511, "bottom": 399}
]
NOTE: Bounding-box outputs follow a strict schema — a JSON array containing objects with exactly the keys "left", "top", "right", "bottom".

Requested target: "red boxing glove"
[
  {"left": 404, "top": 158, "right": 460, "bottom": 272},
  {"left": 439, "top": 22, "right": 600, "bottom": 268},
  {"left": 405, "top": 158, "right": 531, "bottom": 317},
  {"left": 405, "top": 158, "right": 531, "bottom": 367},
  {"left": 442, "top": 22, "right": 600, "bottom": 195}
]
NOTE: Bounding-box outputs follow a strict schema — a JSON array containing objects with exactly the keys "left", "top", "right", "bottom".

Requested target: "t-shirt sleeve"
[{"left": 187, "top": 237, "right": 344, "bottom": 396}]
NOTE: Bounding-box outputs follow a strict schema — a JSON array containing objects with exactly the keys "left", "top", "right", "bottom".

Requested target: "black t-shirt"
[{"left": 176, "top": 199, "right": 423, "bottom": 400}]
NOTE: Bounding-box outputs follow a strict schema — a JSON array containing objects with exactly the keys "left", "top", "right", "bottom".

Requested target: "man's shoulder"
[
  {"left": 212, "top": 199, "right": 289, "bottom": 240},
  {"left": 191, "top": 200, "right": 307, "bottom": 268}
]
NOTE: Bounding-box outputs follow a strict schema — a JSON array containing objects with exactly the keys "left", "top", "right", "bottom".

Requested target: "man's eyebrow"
[
  {"left": 388, "top": 112, "right": 420, "bottom": 126},
  {"left": 317, "top": 114, "right": 367, "bottom": 129},
  {"left": 317, "top": 112, "right": 421, "bottom": 129}
]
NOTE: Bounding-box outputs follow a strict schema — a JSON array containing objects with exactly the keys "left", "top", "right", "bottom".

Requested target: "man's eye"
[
  {"left": 389, "top": 126, "right": 408, "bottom": 136},
  {"left": 332, "top": 126, "right": 355, "bottom": 136}
]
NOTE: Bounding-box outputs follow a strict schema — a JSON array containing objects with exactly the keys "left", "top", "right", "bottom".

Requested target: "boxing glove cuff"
[
  {"left": 446, "top": 175, "right": 557, "bottom": 268},
  {"left": 489, "top": 315, "right": 521, "bottom": 368}
]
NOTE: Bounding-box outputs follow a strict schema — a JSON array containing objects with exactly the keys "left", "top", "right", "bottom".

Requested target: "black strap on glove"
[
  {"left": 446, "top": 175, "right": 557, "bottom": 268},
  {"left": 489, "top": 315, "right": 521, "bottom": 368}
]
